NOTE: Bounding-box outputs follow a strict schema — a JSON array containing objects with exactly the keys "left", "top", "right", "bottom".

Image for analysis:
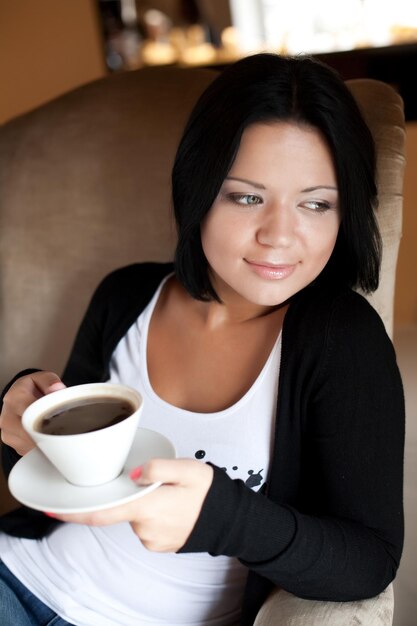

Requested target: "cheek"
[
  {"left": 200, "top": 215, "right": 217, "bottom": 261},
  {"left": 304, "top": 218, "right": 340, "bottom": 265},
  {"left": 201, "top": 211, "right": 239, "bottom": 261},
  {"left": 317, "top": 223, "right": 340, "bottom": 264}
]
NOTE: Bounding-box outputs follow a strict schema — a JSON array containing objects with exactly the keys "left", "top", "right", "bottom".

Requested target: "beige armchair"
[{"left": 0, "top": 64, "right": 406, "bottom": 624}]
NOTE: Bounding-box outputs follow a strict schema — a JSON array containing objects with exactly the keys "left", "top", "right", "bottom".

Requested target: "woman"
[{"left": 0, "top": 53, "right": 404, "bottom": 626}]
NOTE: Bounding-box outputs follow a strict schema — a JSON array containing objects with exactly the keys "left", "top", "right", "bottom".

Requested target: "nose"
[{"left": 256, "top": 204, "right": 296, "bottom": 248}]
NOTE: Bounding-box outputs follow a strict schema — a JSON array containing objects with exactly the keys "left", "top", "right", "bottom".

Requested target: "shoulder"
[
  {"left": 282, "top": 285, "right": 395, "bottom": 373},
  {"left": 323, "top": 288, "right": 391, "bottom": 354},
  {"left": 287, "top": 284, "right": 387, "bottom": 338},
  {"left": 94, "top": 262, "right": 174, "bottom": 300},
  {"left": 84, "top": 262, "right": 174, "bottom": 341},
  {"left": 61, "top": 262, "right": 175, "bottom": 385},
  {"left": 89, "top": 262, "right": 174, "bottom": 314}
]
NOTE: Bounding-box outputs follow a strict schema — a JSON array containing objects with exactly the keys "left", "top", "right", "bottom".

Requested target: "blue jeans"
[{"left": 0, "top": 560, "right": 74, "bottom": 626}]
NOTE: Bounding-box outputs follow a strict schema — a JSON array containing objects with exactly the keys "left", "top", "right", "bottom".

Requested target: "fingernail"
[
  {"left": 44, "top": 512, "right": 58, "bottom": 518},
  {"left": 48, "top": 382, "right": 66, "bottom": 392},
  {"left": 129, "top": 466, "right": 142, "bottom": 481}
]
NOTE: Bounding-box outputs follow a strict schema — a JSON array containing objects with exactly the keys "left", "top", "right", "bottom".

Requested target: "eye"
[
  {"left": 228, "top": 193, "right": 262, "bottom": 206},
  {"left": 300, "top": 200, "right": 335, "bottom": 213}
]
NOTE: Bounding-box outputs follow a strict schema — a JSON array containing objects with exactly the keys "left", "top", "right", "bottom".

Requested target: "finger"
[
  {"left": 0, "top": 400, "right": 36, "bottom": 452},
  {"left": 1, "top": 372, "right": 65, "bottom": 455},
  {"left": 44, "top": 498, "right": 143, "bottom": 526},
  {"left": 133, "top": 458, "right": 193, "bottom": 486},
  {"left": 2, "top": 372, "right": 65, "bottom": 418},
  {"left": 31, "top": 371, "right": 66, "bottom": 396},
  {"left": 2, "top": 386, "right": 40, "bottom": 420},
  {"left": 0, "top": 427, "right": 35, "bottom": 455},
  {"left": 134, "top": 458, "right": 212, "bottom": 488}
]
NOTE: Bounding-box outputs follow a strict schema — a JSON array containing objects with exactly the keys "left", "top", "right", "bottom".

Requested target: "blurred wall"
[
  {"left": 0, "top": 0, "right": 415, "bottom": 325},
  {"left": 0, "top": 0, "right": 106, "bottom": 124}
]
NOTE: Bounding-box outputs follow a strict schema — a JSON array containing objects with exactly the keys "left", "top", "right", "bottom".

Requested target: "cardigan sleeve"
[{"left": 180, "top": 290, "right": 405, "bottom": 602}]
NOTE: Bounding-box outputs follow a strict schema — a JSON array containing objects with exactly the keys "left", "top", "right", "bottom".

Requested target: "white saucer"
[{"left": 8, "top": 428, "right": 176, "bottom": 514}]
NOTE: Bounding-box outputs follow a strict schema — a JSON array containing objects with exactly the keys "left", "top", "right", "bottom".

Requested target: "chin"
[
  {"left": 241, "top": 288, "right": 292, "bottom": 308},
  {"left": 247, "top": 279, "right": 313, "bottom": 307}
]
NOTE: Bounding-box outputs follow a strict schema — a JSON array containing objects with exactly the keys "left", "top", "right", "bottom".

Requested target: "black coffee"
[{"left": 35, "top": 399, "right": 134, "bottom": 436}]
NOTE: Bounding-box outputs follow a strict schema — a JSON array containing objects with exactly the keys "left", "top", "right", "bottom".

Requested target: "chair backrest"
[
  {"left": 346, "top": 79, "right": 406, "bottom": 337},
  {"left": 0, "top": 66, "right": 215, "bottom": 391},
  {"left": 0, "top": 67, "right": 405, "bottom": 395}
]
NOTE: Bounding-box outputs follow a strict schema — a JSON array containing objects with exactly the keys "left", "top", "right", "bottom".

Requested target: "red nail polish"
[
  {"left": 44, "top": 512, "right": 57, "bottom": 518},
  {"left": 129, "top": 466, "right": 142, "bottom": 480}
]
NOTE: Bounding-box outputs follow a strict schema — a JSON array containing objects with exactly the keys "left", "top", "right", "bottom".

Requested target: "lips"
[{"left": 245, "top": 259, "right": 297, "bottom": 280}]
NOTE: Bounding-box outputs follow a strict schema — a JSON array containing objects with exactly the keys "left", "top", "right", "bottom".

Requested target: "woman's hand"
[
  {"left": 0, "top": 371, "right": 66, "bottom": 456},
  {"left": 47, "top": 458, "right": 214, "bottom": 552}
]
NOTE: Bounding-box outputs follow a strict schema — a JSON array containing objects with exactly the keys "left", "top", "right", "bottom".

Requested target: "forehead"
[
  {"left": 229, "top": 121, "right": 336, "bottom": 181},
  {"left": 236, "top": 121, "right": 333, "bottom": 156}
]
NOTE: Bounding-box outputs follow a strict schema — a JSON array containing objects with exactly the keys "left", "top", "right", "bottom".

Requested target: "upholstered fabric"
[
  {"left": 254, "top": 584, "right": 394, "bottom": 625},
  {"left": 0, "top": 65, "right": 406, "bottom": 623},
  {"left": 347, "top": 79, "right": 406, "bottom": 337},
  {"left": 0, "top": 66, "right": 216, "bottom": 393}
]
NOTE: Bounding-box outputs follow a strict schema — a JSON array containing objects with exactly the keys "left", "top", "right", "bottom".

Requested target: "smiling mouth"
[{"left": 244, "top": 259, "right": 297, "bottom": 280}]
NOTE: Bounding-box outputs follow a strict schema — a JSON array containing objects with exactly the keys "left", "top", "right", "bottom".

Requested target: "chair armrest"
[{"left": 254, "top": 583, "right": 394, "bottom": 625}]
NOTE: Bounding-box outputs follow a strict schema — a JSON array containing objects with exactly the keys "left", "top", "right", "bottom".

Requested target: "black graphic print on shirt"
[{"left": 194, "top": 450, "right": 264, "bottom": 490}]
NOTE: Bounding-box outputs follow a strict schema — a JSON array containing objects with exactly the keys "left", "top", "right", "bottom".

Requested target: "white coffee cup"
[{"left": 22, "top": 383, "right": 143, "bottom": 487}]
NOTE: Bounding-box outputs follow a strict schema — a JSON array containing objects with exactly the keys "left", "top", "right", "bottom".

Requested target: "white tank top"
[{"left": 0, "top": 275, "right": 282, "bottom": 626}]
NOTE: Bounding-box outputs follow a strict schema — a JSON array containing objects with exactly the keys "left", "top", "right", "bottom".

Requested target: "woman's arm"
[{"left": 179, "top": 291, "right": 405, "bottom": 601}]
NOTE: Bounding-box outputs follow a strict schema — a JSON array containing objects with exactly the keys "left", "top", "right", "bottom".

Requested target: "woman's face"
[{"left": 201, "top": 121, "right": 341, "bottom": 312}]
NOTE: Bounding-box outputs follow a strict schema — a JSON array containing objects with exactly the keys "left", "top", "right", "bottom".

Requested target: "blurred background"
[{"left": 95, "top": 0, "right": 417, "bottom": 72}]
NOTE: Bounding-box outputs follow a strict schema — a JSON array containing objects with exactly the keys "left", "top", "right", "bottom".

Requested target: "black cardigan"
[{"left": 0, "top": 263, "right": 405, "bottom": 625}]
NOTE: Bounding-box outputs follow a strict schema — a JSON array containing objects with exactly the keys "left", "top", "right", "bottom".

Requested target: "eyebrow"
[
  {"left": 302, "top": 185, "right": 338, "bottom": 192},
  {"left": 225, "top": 176, "right": 266, "bottom": 189},
  {"left": 225, "top": 177, "right": 337, "bottom": 193}
]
